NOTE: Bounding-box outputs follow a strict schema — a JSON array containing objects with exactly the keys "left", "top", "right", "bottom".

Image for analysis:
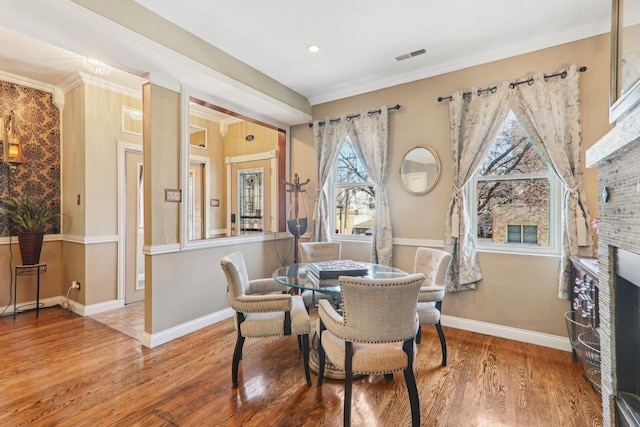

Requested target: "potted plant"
[{"left": 0, "top": 195, "right": 51, "bottom": 265}]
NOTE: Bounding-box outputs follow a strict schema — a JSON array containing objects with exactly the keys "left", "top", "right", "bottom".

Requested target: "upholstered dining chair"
[
  {"left": 220, "top": 252, "right": 312, "bottom": 387},
  {"left": 299, "top": 241, "right": 342, "bottom": 307},
  {"left": 317, "top": 273, "right": 425, "bottom": 427},
  {"left": 299, "top": 241, "right": 342, "bottom": 263},
  {"left": 413, "top": 247, "right": 452, "bottom": 366}
]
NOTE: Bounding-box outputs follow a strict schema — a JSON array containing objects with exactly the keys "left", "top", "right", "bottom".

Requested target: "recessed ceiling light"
[{"left": 307, "top": 44, "right": 320, "bottom": 53}]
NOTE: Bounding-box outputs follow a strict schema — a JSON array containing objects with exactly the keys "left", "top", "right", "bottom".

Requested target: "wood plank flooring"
[{"left": 0, "top": 307, "right": 602, "bottom": 426}]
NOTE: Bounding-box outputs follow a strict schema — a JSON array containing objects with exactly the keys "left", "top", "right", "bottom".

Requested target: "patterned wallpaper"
[{"left": 0, "top": 80, "right": 61, "bottom": 235}]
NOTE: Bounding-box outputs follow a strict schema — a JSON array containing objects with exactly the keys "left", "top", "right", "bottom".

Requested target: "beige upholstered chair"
[
  {"left": 413, "top": 247, "right": 452, "bottom": 366},
  {"left": 299, "top": 241, "right": 342, "bottom": 263},
  {"left": 317, "top": 273, "right": 425, "bottom": 427},
  {"left": 299, "top": 241, "right": 341, "bottom": 307},
  {"left": 220, "top": 252, "right": 312, "bottom": 387}
]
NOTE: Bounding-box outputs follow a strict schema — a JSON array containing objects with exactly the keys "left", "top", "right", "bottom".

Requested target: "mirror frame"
[
  {"left": 180, "top": 87, "right": 289, "bottom": 249},
  {"left": 399, "top": 145, "right": 441, "bottom": 196},
  {"left": 610, "top": 0, "right": 640, "bottom": 123}
]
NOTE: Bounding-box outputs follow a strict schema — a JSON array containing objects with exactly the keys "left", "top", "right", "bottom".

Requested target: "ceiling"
[
  {"left": 133, "top": 0, "right": 611, "bottom": 105},
  {"left": 0, "top": 0, "right": 611, "bottom": 123}
]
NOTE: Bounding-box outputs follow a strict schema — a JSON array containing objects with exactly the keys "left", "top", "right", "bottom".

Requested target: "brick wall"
[{"left": 596, "top": 135, "right": 640, "bottom": 426}]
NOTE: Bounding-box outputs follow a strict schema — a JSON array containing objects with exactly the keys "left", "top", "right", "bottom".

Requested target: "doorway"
[{"left": 118, "top": 141, "right": 145, "bottom": 305}]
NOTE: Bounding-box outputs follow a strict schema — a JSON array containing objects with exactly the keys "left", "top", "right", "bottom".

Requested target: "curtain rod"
[
  {"left": 308, "top": 104, "right": 401, "bottom": 128},
  {"left": 436, "top": 66, "right": 587, "bottom": 103}
]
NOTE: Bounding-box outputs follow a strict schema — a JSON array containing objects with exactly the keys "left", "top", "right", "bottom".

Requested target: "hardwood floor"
[{"left": 0, "top": 307, "right": 602, "bottom": 426}]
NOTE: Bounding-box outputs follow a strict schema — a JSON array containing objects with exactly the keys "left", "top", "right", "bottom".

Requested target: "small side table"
[{"left": 14, "top": 264, "right": 47, "bottom": 319}]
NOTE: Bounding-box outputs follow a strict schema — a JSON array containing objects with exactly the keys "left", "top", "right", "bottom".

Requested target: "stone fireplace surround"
[{"left": 587, "top": 105, "right": 640, "bottom": 426}]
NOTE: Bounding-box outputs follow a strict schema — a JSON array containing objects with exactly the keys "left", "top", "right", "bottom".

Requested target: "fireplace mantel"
[{"left": 587, "top": 106, "right": 640, "bottom": 168}]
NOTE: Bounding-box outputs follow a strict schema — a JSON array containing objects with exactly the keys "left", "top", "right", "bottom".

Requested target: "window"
[
  {"left": 332, "top": 140, "right": 375, "bottom": 236},
  {"left": 506, "top": 224, "right": 538, "bottom": 244},
  {"left": 470, "top": 110, "right": 560, "bottom": 254}
]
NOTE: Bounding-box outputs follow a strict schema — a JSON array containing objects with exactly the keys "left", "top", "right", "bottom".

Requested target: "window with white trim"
[
  {"left": 470, "top": 110, "right": 560, "bottom": 254},
  {"left": 506, "top": 224, "right": 538, "bottom": 244},
  {"left": 332, "top": 139, "right": 375, "bottom": 236}
]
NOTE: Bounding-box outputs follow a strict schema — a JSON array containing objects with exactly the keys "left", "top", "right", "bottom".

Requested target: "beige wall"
[
  {"left": 144, "top": 83, "right": 180, "bottom": 247},
  {"left": 147, "top": 238, "right": 294, "bottom": 333},
  {"left": 62, "top": 85, "right": 86, "bottom": 237},
  {"left": 189, "top": 116, "right": 226, "bottom": 233},
  {"left": 291, "top": 34, "right": 614, "bottom": 336},
  {"left": 0, "top": 240, "right": 63, "bottom": 307},
  {"left": 60, "top": 83, "right": 142, "bottom": 306},
  {"left": 224, "top": 121, "right": 279, "bottom": 157},
  {"left": 84, "top": 85, "right": 142, "bottom": 236}
]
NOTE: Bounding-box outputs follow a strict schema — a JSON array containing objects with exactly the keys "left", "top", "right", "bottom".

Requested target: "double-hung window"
[
  {"left": 469, "top": 110, "right": 560, "bottom": 254},
  {"left": 332, "top": 139, "right": 375, "bottom": 237}
]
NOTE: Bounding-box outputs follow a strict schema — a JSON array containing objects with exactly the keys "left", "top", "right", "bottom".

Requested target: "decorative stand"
[
  {"left": 284, "top": 173, "right": 310, "bottom": 263},
  {"left": 14, "top": 263, "right": 47, "bottom": 319}
]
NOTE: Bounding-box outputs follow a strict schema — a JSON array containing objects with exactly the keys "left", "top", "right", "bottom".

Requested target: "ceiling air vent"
[{"left": 395, "top": 48, "right": 426, "bottom": 62}]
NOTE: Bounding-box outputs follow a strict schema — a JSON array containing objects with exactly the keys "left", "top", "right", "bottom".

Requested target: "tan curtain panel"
[
  {"left": 444, "top": 82, "right": 511, "bottom": 292},
  {"left": 311, "top": 119, "right": 347, "bottom": 242},
  {"left": 511, "top": 65, "right": 595, "bottom": 298},
  {"left": 444, "top": 65, "right": 594, "bottom": 298}
]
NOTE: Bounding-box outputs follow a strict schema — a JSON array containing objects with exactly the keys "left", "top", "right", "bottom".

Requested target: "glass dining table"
[
  {"left": 272, "top": 261, "right": 409, "bottom": 379},
  {"left": 272, "top": 261, "right": 408, "bottom": 305}
]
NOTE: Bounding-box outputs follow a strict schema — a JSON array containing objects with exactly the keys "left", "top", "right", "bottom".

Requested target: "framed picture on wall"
[{"left": 610, "top": 0, "right": 640, "bottom": 123}]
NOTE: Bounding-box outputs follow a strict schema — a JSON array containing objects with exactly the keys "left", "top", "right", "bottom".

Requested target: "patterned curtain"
[
  {"left": 349, "top": 107, "right": 392, "bottom": 266},
  {"left": 311, "top": 119, "right": 347, "bottom": 242},
  {"left": 444, "top": 82, "right": 511, "bottom": 292},
  {"left": 311, "top": 107, "right": 392, "bottom": 266},
  {"left": 511, "top": 65, "right": 595, "bottom": 299}
]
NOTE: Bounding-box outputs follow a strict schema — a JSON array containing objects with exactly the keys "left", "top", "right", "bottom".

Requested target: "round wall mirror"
[{"left": 400, "top": 146, "right": 441, "bottom": 195}]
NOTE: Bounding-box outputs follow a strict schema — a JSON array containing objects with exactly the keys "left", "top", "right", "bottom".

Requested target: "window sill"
[
  {"left": 476, "top": 243, "right": 561, "bottom": 258},
  {"left": 332, "top": 234, "right": 372, "bottom": 243}
]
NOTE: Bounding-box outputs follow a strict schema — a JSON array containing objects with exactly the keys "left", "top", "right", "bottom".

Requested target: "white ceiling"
[
  {"left": 134, "top": 0, "right": 611, "bottom": 105},
  {"left": 0, "top": 0, "right": 611, "bottom": 123}
]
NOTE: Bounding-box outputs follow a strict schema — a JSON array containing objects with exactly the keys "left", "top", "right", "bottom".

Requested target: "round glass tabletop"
[{"left": 272, "top": 262, "right": 408, "bottom": 294}]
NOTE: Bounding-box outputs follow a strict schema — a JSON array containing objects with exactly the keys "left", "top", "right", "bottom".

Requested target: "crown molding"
[
  {"left": 0, "top": 69, "right": 55, "bottom": 94},
  {"left": 56, "top": 71, "right": 142, "bottom": 100},
  {"left": 142, "top": 73, "right": 181, "bottom": 93},
  {"left": 309, "top": 21, "right": 610, "bottom": 105}
]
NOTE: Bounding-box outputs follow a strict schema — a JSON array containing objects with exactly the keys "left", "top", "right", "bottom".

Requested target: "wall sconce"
[{"left": 2, "top": 111, "right": 24, "bottom": 165}]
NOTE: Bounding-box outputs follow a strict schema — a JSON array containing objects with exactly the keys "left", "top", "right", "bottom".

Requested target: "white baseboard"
[
  {"left": 441, "top": 314, "right": 572, "bottom": 352},
  {"left": 1, "top": 296, "right": 63, "bottom": 316},
  {"left": 76, "top": 299, "right": 125, "bottom": 316},
  {"left": 141, "top": 307, "right": 235, "bottom": 348},
  {"left": 2, "top": 295, "right": 124, "bottom": 318},
  {"left": 5, "top": 294, "right": 569, "bottom": 353}
]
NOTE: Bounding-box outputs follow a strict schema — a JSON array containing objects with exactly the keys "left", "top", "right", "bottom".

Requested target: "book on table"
[{"left": 307, "top": 260, "right": 369, "bottom": 280}]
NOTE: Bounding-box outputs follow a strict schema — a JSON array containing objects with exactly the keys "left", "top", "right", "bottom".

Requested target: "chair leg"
[
  {"left": 344, "top": 341, "right": 353, "bottom": 427},
  {"left": 435, "top": 321, "right": 447, "bottom": 366},
  {"left": 301, "top": 334, "right": 311, "bottom": 386},
  {"left": 317, "top": 322, "right": 326, "bottom": 385},
  {"left": 416, "top": 324, "right": 422, "bottom": 344},
  {"left": 232, "top": 333, "right": 245, "bottom": 387},
  {"left": 403, "top": 339, "right": 421, "bottom": 427}
]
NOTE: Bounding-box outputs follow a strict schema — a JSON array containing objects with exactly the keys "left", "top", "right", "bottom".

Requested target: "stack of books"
[{"left": 307, "top": 260, "right": 369, "bottom": 290}]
